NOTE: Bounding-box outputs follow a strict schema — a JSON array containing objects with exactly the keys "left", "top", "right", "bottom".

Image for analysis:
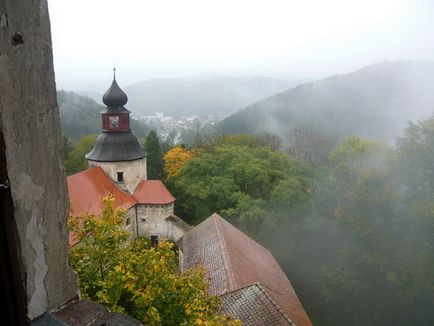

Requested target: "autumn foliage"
[
  {"left": 68, "top": 196, "right": 239, "bottom": 326},
  {"left": 163, "top": 146, "right": 199, "bottom": 178}
]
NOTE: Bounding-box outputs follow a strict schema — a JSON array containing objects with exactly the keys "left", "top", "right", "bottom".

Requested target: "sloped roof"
[
  {"left": 133, "top": 180, "right": 175, "bottom": 204},
  {"left": 178, "top": 213, "right": 312, "bottom": 326},
  {"left": 67, "top": 166, "right": 136, "bottom": 216},
  {"left": 67, "top": 166, "right": 136, "bottom": 246},
  {"left": 85, "top": 131, "right": 146, "bottom": 162},
  {"left": 220, "top": 283, "right": 295, "bottom": 325}
]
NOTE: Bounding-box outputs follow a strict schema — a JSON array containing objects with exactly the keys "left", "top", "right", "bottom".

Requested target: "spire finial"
[{"left": 113, "top": 67, "right": 116, "bottom": 80}]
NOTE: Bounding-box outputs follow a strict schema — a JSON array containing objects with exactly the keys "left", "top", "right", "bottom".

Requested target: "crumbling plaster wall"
[
  {"left": 0, "top": 0, "right": 77, "bottom": 320},
  {"left": 137, "top": 203, "right": 175, "bottom": 238}
]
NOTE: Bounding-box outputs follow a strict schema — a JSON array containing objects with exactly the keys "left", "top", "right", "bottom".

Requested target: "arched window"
[{"left": 125, "top": 217, "right": 131, "bottom": 226}]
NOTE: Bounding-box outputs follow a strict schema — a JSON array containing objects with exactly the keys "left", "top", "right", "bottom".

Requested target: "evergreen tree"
[
  {"left": 64, "top": 134, "right": 97, "bottom": 175},
  {"left": 143, "top": 130, "right": 165, "bottom": 179}
]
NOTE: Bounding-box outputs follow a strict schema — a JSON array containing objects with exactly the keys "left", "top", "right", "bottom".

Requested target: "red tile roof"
[
  {"left": 67, "top": 166, "right": 136, "bottom": 246},
  {"left": 68, "top": 166, "right": 136, "bottom": 216},
  {"left": 133, "top": 180, "right": 175, "bottom": 204},
  {"left": 179, "top": 213, "right": 312, "bottom": 326}
]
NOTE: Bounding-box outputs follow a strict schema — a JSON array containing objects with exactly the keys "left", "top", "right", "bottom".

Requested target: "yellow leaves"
[
  {"left": 163, "top": 146, "right": 198, "bottom": 178},
  {"left": 69, "top": 196, "right": 239, "bottom": 326},
  {"left": 103, "top": 194, "right": 116, "bottom": 206}
]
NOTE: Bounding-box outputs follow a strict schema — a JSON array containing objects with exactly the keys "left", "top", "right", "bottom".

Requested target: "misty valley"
[{"left": 60, "top": 61, "right": 434, "bottom": 325}]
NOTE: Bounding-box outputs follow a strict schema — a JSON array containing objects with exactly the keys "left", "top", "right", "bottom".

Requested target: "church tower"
[{"left": 86, "top": 70, "right": 147, "bottom": 193}]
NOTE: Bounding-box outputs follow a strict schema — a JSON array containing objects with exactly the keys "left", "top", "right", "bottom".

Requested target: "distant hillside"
[
  {"left": 218, "top": 61, "right": 434, "bottom": 143},
  {"left": 123, "top": 76, "right": 296, "bottom": 117},
  {"left": 58, "top": 91, "right": 148, "bottom": 140}
]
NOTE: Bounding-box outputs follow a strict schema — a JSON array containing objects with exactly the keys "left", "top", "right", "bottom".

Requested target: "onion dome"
[
  {"left": 102, "top": 69, "right": 128, "bottom": 106},
  {"left": 86, "top": 69, "right": 146, "bottom": 162}
]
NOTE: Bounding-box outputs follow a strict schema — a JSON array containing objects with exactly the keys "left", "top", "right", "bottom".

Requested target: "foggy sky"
[{"left": 48, "top": 0, "right": 434, "bottom": 91}]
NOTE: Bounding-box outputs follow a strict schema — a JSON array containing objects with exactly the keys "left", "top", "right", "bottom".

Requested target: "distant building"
[
  {"left": 67, "top": 72, "right": 190, "bottom": 245},
  {"left": 178, "top": 213, "right": 313, "bottom": 326}
]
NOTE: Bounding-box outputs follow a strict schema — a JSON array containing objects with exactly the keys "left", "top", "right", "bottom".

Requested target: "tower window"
[{"left": 117, "top": 172, "right": 124, "bottom": 182}]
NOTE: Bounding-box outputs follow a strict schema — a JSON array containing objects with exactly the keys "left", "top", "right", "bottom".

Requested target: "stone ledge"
[{"left": 47, "top": 300, "right": 143, "bottom": 326}]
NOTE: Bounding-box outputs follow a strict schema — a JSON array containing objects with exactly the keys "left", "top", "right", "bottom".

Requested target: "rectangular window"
[{"left": 117, "top": 172, "right": 124, "bottom": 183}]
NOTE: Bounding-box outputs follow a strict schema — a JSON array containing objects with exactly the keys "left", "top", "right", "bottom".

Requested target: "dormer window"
[{"left": 117, "top": 172, "right": 124, "bottom": 183}]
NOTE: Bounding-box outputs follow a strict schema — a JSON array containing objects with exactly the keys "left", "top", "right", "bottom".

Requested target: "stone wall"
[
  {"left": 166, "top": 218, "right": 189, "bottom": 241},
  {"left": 137, "top": 203, "right": 174, "bottom": 238},
  {"left": 0, "top": 0, "right": 77, "bottom": 320},
  {"left": 89, "top": 158, "right": 147, "bottom": 193}
]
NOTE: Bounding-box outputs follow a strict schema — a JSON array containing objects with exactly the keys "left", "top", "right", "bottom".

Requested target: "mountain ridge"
[{"left": 218, "top": 61, "right": 434, "bottom": 143}]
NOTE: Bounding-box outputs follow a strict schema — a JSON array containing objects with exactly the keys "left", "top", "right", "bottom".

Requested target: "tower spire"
[{"left": 86, "top": 70, "right": 146, "bottom": 164}]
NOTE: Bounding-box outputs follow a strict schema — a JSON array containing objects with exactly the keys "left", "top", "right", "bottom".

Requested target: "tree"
[
  {"left": 171, "top": 144, "right": 312, "bottom": 227},
  {"left": 64, "top": 134, "right": 97, "bottom": 175},
  {"left": 69, "top": 196, "right": 240, "bottom": 326},
  {"left": 143, "top": 130, "right": 165, "bottom": 179},
  {"left": 163, "top": 146, "right": 198, "bottom": 178},
  {"left": 329, "top": 135, "right": 379, "bottom": 185},
  {"left": 180, "top": 120, "right": 215, "bottom": 149},
  {"left": 287, "top": 127, "right": 334, "bottom": 167},
  {"left": 255, "top": 132, "right": 282, "bottom": 151},
  {"left": 62, "top": 134, "right": 73, "bottom": 160},
  {"left": 396, "top": 116, "right": 434, "bottom": 199}
]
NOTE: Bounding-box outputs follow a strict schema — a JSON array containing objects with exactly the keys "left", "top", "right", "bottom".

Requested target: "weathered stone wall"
[
  {"left": 89, "top": 158, "right": 147, "bottom": 193},
  {"left": 0, "top": 0, "right": 77, "bottom": 320},
  {"left": 166, "top": 219, "right": 188, "bottom": 242},
  {"left": 137, "top": 203, "right": 174, "bottom": 238}
]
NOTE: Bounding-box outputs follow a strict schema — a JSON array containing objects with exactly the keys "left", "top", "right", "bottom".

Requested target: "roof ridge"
[
  {"left": 212, "top": 214, "right": 237, "bottom": 292},
  {"left": 254, "top": 282, "right": 296, "bottom": 326},
  {"left": 218, "top": 282, "right": 296, "bottom": 325}
]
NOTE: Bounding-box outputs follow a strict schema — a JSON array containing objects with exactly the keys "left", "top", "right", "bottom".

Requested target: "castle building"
[{"left": 68, "top": 72, "right": 190, "bottom": 245}]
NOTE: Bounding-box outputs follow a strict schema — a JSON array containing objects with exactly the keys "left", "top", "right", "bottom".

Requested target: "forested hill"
[
  {"left": 58, "top": 90, "right": 147, "bottom": 140},
  {"left": 123, "top": 76, "right": 295, "bottom": 117},
  {"left": 218, "top": 61, "right": 434, "bottom": 142}
]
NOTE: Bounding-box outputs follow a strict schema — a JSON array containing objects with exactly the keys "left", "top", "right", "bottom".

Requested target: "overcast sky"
[{"left": 48, "top": 0, "right": 434, "bottom": 91}]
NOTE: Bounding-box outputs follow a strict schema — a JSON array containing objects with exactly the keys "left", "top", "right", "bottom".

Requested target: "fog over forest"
[{"left": 51, "top": 0, "right": 434, "bottom": 325}]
